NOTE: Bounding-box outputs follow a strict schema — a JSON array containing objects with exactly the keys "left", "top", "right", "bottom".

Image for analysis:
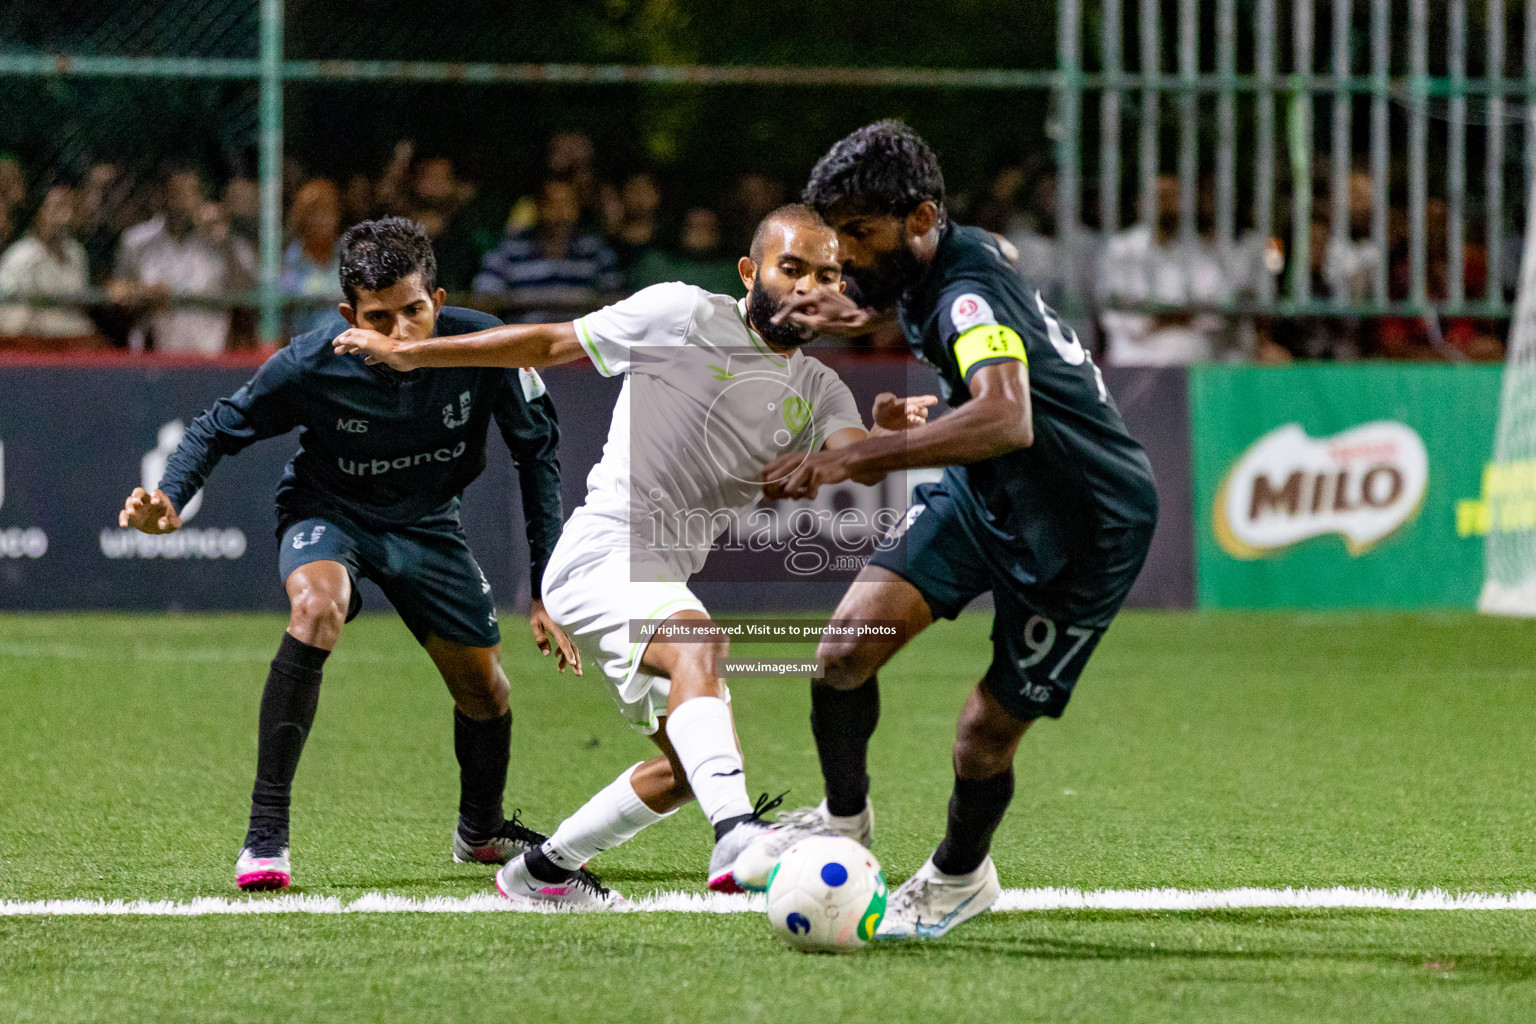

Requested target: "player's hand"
[
  {"left": 762, "top": 449, "right": 854, "bottom": 501},
  {"left": 529, "top": 599, "right": 581, "bottom": 675},
  {"left": 333, "top": 327, "right": 414, "bottom": 370},
  {"left": 871, "top": 392, "right": 937, "bottom": 433},
  {"left": 771, "top": 289, "right": 876, "bottom": 337},
  {"left": 118, "top": 487, "right": 182, "bottom": 534}
]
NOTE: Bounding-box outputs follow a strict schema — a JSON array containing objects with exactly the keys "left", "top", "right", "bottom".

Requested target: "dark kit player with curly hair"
[
  {"left": 733, "top": 122, "right": 1160, "bottom": 937},
  {"left": 117, "top": 217, "right": 581, "bottom": 891}
]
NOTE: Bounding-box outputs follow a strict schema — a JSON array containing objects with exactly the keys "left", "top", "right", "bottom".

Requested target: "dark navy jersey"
[
  {"left": 897, "top": 224, "right": 1157, "bottom": 581},
  {"left": 158, "top": 307, "right": 564, "bottom": 595}
]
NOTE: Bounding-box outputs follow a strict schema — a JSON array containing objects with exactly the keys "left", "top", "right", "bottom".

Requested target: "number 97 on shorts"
[{"left": 982, "top": 608, "right": 1103, "bottom": 721}]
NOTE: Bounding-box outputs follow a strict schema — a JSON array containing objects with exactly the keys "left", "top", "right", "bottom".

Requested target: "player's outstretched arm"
[
  {"left": 762, "top": 362, "right": 1031, "bottom": 500},
  {"left": 332, "top": 322, "right": 587, "bottom": 372},
  {"left": 118, "top": 487, "right": 183, "bottom": 535}
]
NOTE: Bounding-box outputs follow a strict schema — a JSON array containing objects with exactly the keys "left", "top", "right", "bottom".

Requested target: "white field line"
[{"left": 6, "top": 887, "right": 1536, "bottom": 918}]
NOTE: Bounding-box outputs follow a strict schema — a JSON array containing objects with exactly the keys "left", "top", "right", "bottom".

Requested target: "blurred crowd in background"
[{"left": 0, "top": 130, "right": 1511, "bottom": 364}]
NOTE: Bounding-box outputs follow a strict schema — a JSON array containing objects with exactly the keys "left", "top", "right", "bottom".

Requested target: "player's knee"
[{"left": 288, "top": 587, "right": 346, "bottom": 641}]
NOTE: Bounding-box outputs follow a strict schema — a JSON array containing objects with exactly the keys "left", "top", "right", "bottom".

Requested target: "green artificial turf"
[{"left": 3, "top": 609, "right": 1536, "bottom": 1021}]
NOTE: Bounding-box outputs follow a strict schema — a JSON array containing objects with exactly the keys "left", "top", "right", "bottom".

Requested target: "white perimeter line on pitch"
[{"left": 8, "top": 888, "right": 1536, "bottom": 917}]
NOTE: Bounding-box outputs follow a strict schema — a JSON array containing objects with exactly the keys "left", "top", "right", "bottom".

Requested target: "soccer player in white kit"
[{"left": 334, "top": 205, "right": 932, "bottom": 905}]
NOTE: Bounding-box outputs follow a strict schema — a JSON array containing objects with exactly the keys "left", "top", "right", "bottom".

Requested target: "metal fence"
[
  {"left": 1, "top": 0, "right": 1531, "bottom": 342},
  {"left": 1055, "top": 0, "right": 1536, "bottom": 319}
]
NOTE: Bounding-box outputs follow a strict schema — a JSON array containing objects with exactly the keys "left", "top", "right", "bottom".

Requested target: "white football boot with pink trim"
[
  {"left": 235, "top": 846, "right": 292, "bottom": 892},
  {"left": 494, "top": 853, "right": 626, "bottom": 909}
]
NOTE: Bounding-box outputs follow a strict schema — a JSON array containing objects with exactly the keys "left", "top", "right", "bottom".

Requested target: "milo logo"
[{"left": 1214, "top": 421, "right": 1428, "bottom": 558}]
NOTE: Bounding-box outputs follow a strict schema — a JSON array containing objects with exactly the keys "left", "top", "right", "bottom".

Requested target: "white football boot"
[
  {"left": 494, "top": 853, "right": 627, "bottom": 910},
  {"left": 235, "top": 846, "right": 292, "bottom": 892},
  {"left": 728, "top": 799, "right": 876, "bottom": 892},
  {"left": 706, "top": 792, "right": 791, "bottom": 892},
  {"left": 452, "top": 811, "right": 549, "bottom": 865},
  {"left": 875, "top": 856, "right": 1001, "bottom": 939},
  {"left": 707, "top": 819, "right": 774, "bottom": 893}
]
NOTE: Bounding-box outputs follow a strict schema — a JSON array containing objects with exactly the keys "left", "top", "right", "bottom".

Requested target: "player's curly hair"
[
  {"left": 802, "top": 120, "right": 946, "bottom": 219},
  {"left": 338, "top": 216, "right": 438, "bottom": 304}
]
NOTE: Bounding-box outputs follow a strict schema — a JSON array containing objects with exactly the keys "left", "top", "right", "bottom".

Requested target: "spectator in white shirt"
[
  {"left": 1323, "top": 169, "right": 1383, "bottom": 302},
  {"left": 110, "top": 165, "right": 255, "bottom": 356},
  {"left": 0, "top": 184, "right": 95, "bottom": 339},
  {"left": 1097, "top": 175, "right": 1268, "bottom": 366}
]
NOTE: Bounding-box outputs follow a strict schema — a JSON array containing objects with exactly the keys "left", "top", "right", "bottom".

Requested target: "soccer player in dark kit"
[
  {"left": 731, "top": 122, "right": 1159, "bottom": 937},
  {"left": 117, "top": 217, "right": 579, "bottom": 891}
]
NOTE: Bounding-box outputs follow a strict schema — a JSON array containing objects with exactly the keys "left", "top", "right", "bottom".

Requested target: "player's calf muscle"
[
  {"left": 442, "top": 666, "right": 509, "bottom": 719},
  {"left": 817, "top": 641, "right": 884, "bottom": 690},
  {"left": 953, "top": 687, "right": 1029, "bottom": 779},
  {"left": 631, "top": 754, "right": 692, "bottom": 812},
  {"left": 428, "top": 638, "right": 510, "bottom": 719}
]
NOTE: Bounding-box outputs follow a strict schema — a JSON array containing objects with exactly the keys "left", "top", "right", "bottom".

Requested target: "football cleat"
[
  {"left": 728, "top": 798, "right": 876, "bottom": 892},
  {"left": 235, "top": 846, "right": 292, "bottom": 892},
  {"left": 452, "top": 810, "right": 549, "bottom": 865},
  {"left": 707, "top": 791, "right": 787, "bottom": 893},
  {"left": 707, "top": 821, "right": 771, "bottom": 893},
  {"left": 494, "top": 853, "right": 627, "bottom": 910},
  {"left": 703, "top": 792, "right": 786, "bottom": 890},
  {"left": 875, "top": 856, "right": 1001, "bottom": 940}
]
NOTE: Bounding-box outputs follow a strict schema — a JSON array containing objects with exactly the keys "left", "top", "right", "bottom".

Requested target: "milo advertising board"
[{"left": 1190, "top": 364, "right": 1501, "bottom": 608}]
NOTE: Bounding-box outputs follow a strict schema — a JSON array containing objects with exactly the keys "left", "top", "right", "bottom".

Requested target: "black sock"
[
  {"left": 246, "top": 632, "right": 329, "bottom": 851},
  {"left": 454, "top": 708, "right": 512, "bottom": 840},
  {"left": 713, "top": 813, "right": 754, "bottom": 842},
  {"left": 932, "top": 767, "right": 1016, "bottom": 876},
  {"left": 811, "top": 676, "right": 880, "bottom": 817},
  {"left": 522, "top": 844, "right": 576, "bottom": 884}
]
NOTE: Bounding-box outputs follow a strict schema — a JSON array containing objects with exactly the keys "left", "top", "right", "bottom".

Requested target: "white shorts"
[{"left": 541, "top": 512, "right": 713, "bottom": 735}]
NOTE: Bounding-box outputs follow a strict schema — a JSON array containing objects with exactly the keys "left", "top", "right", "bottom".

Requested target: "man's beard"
[
  {"left": 846, "top": 245, "right": 923, "bottom": 310},
  {"left": 746, "top": 283, "right": 817, "bottom": 350}
]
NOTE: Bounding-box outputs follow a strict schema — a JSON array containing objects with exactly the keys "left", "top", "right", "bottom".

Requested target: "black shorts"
[
  {"left": 868, "top": 475, "right": 1151, "bottom": 722},
  {"left": 278, "top": 511, "right": 500, "bottom": 649}
]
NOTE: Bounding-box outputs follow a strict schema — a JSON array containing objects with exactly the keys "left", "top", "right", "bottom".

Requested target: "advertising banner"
[
  {"left": 0, "top": 363, "right": 526, "bottom": 614},
  {"left": 1190, "top": 364, "right": 1501, "bottom": 609},
  {"left": 0, "top": 356, "right": 1195, "bottom": 614}
]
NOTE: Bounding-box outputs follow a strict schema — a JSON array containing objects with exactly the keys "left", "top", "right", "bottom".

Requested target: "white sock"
[
  {"left": 542, "top": 763, "right": 677, "bottom": 872},
  {"left": 665, "top": 696, "right": 753, "bottom": 827}
]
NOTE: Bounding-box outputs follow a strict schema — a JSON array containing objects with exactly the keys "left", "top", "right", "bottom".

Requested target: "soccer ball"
[{"left": 765, "top": 834, "right": 886, "bottom": 953}]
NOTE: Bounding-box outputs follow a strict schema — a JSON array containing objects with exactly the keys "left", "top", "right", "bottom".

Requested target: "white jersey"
[{"left": 571, "top": 282, "right": 864, "bottom": 578}]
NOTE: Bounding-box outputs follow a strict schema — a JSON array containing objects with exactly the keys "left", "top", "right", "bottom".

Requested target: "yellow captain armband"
[{"left": 953, "top": 323, "right": 1027, "bottom": 377}]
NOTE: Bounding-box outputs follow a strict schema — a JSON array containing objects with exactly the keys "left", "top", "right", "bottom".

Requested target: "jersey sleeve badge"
[
  {"left": 519, "top": 367, "right": 548, "bottom": 401},
  {"left": 949, "top": 292, "right": 997, "bottom": 334}
]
